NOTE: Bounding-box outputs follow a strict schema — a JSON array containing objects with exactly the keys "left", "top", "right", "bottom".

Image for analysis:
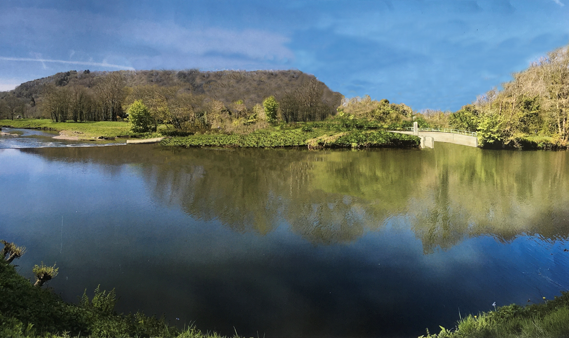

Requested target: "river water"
[{"left": 1, "top": 129, "right": 569, "bottom": 337}]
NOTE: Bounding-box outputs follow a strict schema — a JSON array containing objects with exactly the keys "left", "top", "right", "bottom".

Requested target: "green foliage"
[
  {"left": 421, "top": 292, "right": 569, "bottom": 338},
  {"left": 328, "top": 130, "right": 419, "bottom": 148},
  {"left": 128, "top": 100, "right": 154, "bottom": 133},
  {"left": 1, "top": 239, "right": 26, "bottom": 263},
  {"left": 81, "top": 285, "right": 117, "bottom": 315},
  {"left": 466, "top": 43, "right": 569, "bottom": 148},
  {"left": 1, "top": 258, "right": 236, "bottom": 338},
  {"left": 262, "top": 96, "right": 279, "bottom": 124},
  {"left": 161, "top": 127, "right": 419, "bottom": 149},
  {"left": 477, "top": 113, "right": 503, "bottom": 146},
  {"left": 449, "top": 105, "right": 479, "bottom": 132}
]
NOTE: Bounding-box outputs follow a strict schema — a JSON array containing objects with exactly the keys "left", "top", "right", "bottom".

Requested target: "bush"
[
  {"left": 262, "top": 96, "right": 279, "bottom": 124},
  {"left": 128, "top": 100, "right": 154, "bottom": 133}
]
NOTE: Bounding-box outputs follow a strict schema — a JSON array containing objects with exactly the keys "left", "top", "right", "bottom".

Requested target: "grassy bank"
[
  {"left": 0, "top": 259, "right": 236, "bottom": 338},
  {"left": 160, "top": 129, "right": 420, "bottom": 149},
  {"left": 421, "top": 293, "right": 569, "bottom": 338},
  {"left": 1, "top": 118, "right": 420, "bottom": 149},
  {"left": 0, "top": 119, "right": 133, "bottom": 139}
]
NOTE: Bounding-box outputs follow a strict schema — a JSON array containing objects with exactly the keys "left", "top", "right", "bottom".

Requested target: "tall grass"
[{"left": 421, "top": 293, "right": 569, "bottom": 338}]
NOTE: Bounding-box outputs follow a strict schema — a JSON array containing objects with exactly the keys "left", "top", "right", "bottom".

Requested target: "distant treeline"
[{"left": 0, "top": 69, "right": 343, "bottom": 132}]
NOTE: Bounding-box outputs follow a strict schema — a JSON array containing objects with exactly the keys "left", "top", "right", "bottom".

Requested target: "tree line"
[
  {"left": 410, "top": 44, "right": 569, "bottom": 148},
  {"left": 0, "top": 69, "right": 344, "bottom": 133}
]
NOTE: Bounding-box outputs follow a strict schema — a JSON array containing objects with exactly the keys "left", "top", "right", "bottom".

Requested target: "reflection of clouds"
[{"left": 14, "top": 143, "right": 569, "bottom": 252}]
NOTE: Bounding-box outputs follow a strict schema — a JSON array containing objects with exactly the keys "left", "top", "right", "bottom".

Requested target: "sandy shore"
[
  {"left": 52, "top": 131, "right": 81, "bottom": 140},
  {"left": 0, "top": 131, "right": 17, "bottom": 136}
]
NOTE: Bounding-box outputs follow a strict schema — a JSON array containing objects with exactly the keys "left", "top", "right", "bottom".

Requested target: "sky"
[{"left": 1, "top": 0, "right": 568, "bottom": 112}]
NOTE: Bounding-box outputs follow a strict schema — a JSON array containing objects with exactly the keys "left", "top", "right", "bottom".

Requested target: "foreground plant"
[
  {"left": 420, "top": 292, "right": 569, "bottom": 338},
  {"left": 33, "top": 262, "right": 59, "bottom": 287},
  {"left": 1, "top": 239, "right": 26, "bottom": 264}
]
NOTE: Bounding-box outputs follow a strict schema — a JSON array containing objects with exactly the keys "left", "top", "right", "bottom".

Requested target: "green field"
[{"left": 0, "top": 119, "right": 133, "bottom": 139}]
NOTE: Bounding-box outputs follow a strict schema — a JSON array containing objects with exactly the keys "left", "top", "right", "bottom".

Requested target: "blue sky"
[{"left": 1, "top": 0, "right": 568, "bottom": 111}]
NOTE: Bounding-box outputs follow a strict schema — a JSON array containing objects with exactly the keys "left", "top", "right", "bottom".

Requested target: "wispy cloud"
[
  {"left": 128, "top": 22, "right": 294, "bottom": 62},
  {"left": 0, "top": 57, "right": 134, "bottom": 70},
  {"left": 553, "top": 0, "right": 565, "bottom": 6},
  {"left": 0, "top": 81, "right": 20, "bottom": 91}
]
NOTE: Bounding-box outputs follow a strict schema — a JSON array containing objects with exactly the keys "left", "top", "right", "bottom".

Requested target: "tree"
[
  {"left": 33, "top": 262, "right": 58, "bottom": 287},
  {"left": 94, "top": 73, "right": 127, "bottom": 121},
  {"left": 1, "top": 240, "right": 26, "bottom": 264},
  {"left": 128, "top": 100, "right": 153, "bottom": 133},
  {"left": 280, "top": 78, "right": 335, "bottom": 122},
  {"left": 4, "top": 95, "right": 25, "bottom": 120},
  {"left": 263, "top": 96, "right": 279, "bottom": 123},
  {"left": 449, "top": 105, "right": 480, "bottom": 131}
]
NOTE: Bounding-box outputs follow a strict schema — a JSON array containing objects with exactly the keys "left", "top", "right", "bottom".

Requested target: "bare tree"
[{"left": 94, "top": 72, "right": 127, "bottom": 121}]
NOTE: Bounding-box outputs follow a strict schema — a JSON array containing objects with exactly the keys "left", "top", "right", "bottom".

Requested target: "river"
[{"left": 1, "top": 129, "right": 569, "bottom": 337}]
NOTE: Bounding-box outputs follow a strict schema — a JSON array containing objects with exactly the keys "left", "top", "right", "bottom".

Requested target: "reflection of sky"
[{"left": 2, "top": 147, "right": 569, "bottom": 337}]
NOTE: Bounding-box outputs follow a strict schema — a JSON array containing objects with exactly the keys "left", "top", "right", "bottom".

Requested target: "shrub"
[
  {"left": 128, "top": 100, "right": 154, "bottom": 133},
  {"left": 262, "top": 96, "right": 279, "bottom": 124}
]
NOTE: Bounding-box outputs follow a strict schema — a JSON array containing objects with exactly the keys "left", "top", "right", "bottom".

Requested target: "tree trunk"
[
  {"left": 6, "top": 253, "right": 17, "bottom": 264},
  {"left": 34, "top": 274, "right": 51, "bottom": 287}
]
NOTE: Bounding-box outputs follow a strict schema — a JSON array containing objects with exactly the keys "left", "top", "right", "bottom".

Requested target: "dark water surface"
[{"left": 1, "top": 140, "right": 569, "bottom": 337}]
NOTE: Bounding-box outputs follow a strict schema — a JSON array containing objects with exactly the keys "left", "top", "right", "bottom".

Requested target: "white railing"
[{"left": 407, "top": 127, "right": 477, "bottom": 137}]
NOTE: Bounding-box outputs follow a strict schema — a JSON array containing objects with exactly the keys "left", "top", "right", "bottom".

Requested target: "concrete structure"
[
  {"left": 126, "top": 137, "right": 164, "bottom": 144},
  {"left": 391, "top": 131, "right": 478, "bottom": 148}
]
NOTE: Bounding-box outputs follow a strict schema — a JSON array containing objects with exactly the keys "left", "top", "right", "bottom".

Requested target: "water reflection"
[
  {"left": 23, "top": 144, "right": 569, "bottom": 250},
  {"left": 5, "top": 144, "right": 569, "bottom": 337}
]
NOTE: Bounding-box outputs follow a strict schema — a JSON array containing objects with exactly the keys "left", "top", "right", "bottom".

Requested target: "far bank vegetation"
[{"left": 0, "top": 70, "right": 343, "bottom": 133}]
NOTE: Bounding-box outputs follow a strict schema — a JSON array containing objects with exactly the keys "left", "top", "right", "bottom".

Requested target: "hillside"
[{"left": 0, "top": 69, "right": 342, "bottom": 123}]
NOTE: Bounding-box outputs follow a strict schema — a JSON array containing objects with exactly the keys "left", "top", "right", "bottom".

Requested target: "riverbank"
[
  {"left": 0, "top": 119, "right": 133, "bottom": 140},
  {"left": 0, "top": 258, "right": 236, "bottom": 338},
  {"left": 1, "top": 119, "right": 420, "bottom": 149},
  {"left": 160, "top": 129, "right": 419, "bottom": 149},
  {"left": 5, "top": 256, "right": 569, "bottom": 338},
  {"left": 421, "top": 293, "right": 569, "bottom": 338}
]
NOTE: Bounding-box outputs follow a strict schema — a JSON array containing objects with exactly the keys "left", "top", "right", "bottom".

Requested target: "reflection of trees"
[
  {"left": 409, "top": 144, "right": 569, "bottom": 252},
  {"left": 24, "top": 143, "right": 569, "bottom": 250}
]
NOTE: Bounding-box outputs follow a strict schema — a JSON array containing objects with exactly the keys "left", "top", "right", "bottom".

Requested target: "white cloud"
[
  {"left": 553, "top": 0, "right": 565, "bottom": 6},
  {"left": 126, "top": 21, "right": 294, "bottom": 62},
  {"left": 0, "top": 57, "right": 134, "bottom": 70}
]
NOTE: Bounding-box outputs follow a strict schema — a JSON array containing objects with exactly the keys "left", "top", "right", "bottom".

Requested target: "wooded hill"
[{"left": 0, "top": 69, "right": 342, "bottom": 131}]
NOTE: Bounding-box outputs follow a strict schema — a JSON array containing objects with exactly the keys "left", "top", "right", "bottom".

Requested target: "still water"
[{"left": 1, "top": 131, "right": 569, "bottom": 337}]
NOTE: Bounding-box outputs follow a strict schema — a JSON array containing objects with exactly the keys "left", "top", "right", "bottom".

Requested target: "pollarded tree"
[
  {"left": 33, "top": 262, "right": 59, "bottom": 287},
  {"left": 128, "top": 100, "right": 153, "bottom": 133},
  {"left": 1, "top": 240, "right": 26, "bottom": 264}
]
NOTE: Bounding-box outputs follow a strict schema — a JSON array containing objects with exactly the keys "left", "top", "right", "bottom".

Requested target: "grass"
[
  {"left": 0, "top": 258, "right": 239, "bottom": 338},
  {"left": 421, "top": 293, "right": 569, "bottom": 338},
  {"left": 0, "top": 119, "right": 133, "bottom": 139}
]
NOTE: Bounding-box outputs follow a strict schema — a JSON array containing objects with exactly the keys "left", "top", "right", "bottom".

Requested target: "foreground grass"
[
  {"left": 0, "top": 261, "right": 237, "bottom": 338},
  {"left": 421, "top": 293, "right": 569, "bottom": 338}
]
